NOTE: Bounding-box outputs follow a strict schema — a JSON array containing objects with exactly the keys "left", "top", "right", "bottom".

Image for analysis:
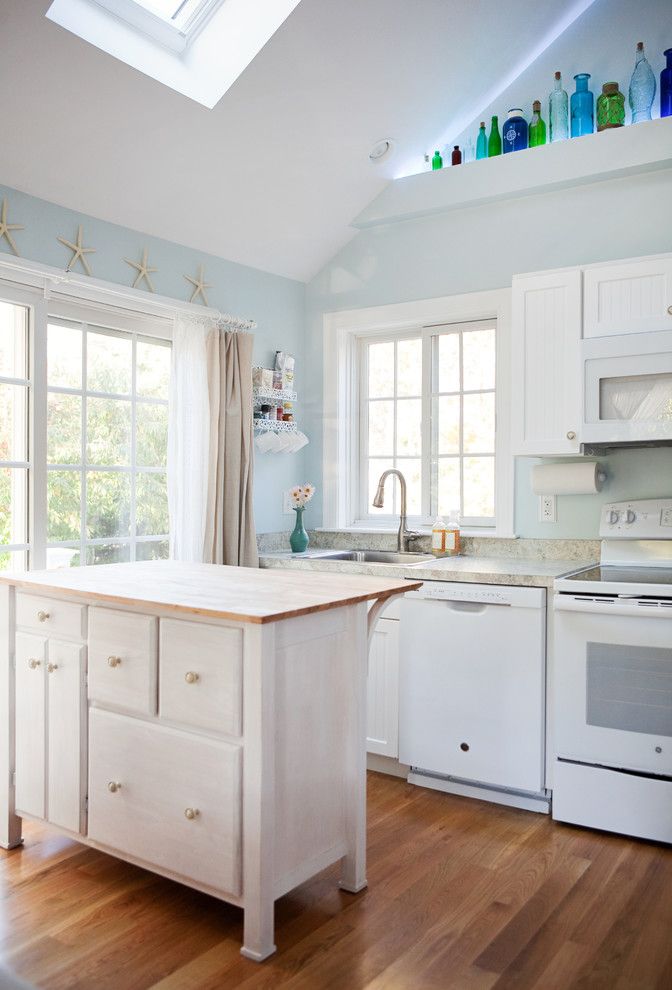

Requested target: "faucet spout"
[{"left": 372, "top": 469, "right": 421, "bottom": 552}]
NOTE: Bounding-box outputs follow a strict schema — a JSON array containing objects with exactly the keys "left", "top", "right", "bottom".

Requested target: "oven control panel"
[{"left": 599, "top": 498, "right": 672, "bottom": 538}]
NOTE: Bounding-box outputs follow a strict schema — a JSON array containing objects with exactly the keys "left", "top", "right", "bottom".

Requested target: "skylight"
[{"left": 46, "top": 0, "right": 303, "bottom": 108}]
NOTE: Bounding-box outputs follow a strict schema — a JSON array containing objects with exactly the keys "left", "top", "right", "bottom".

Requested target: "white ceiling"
[{"left": 1, "top": 1, "right": 594, "bottom": 282}]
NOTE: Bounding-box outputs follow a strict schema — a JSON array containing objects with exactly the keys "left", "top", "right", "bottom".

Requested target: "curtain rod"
[{"left": 0, "top": 255, "right": 257, "bottom": 331}]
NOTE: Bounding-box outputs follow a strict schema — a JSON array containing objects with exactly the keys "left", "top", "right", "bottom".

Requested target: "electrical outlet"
[
  {"left": 538, "top": 494, "right": 557, "bottom": 523},
  {"left": 282, "top": 490, "right": 295, "bottom": 515}
]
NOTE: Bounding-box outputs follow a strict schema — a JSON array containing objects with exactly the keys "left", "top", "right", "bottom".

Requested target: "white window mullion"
[
  {"left": 130, "top": 334, "right": 138, "bottom": 561},
  {"left": 421, "top": 330, "right": 433, "bottom": 523},
  {"left": 29, "top": 296, "right": 48, "bottom": 570}
]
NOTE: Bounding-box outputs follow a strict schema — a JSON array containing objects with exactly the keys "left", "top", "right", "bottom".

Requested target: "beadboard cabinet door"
[
  {"left": 584, "top": 257, "right": 672, "bottom": 338},
  {"left": 511, "top": 269, "right": 583, "bottom": 456},
  {"left": 367, "top": 617, "right": 399, "bottom": 758}
]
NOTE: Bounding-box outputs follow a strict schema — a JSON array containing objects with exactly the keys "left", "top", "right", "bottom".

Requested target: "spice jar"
[{"left": 597, "top": 82, "right": 625, "bottom": 131}]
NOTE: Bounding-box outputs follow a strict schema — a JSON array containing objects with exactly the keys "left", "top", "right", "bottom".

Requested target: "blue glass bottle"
[
  {"left": 502, "top": 108, "right": 528, "bottom": 153},
  {"left": 662, "top": 48, "right": 672, "bottom": 118},
  {"left": 629, "top": 41, "right": 656, "bottom": 122},
  {"left": 571, "top": 73, "right": 594, "bottom": 137}
]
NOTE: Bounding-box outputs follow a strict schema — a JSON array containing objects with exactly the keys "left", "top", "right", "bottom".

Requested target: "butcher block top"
[{"left": 0, "top": 560, "right": 422, "bottom": 624}]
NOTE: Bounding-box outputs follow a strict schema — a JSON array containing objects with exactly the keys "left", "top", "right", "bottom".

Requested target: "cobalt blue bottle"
[
  {"left": 660, "top": 48, "right": 672, "bottom": 118},
  {"left": 502, "top": 108, "right": 528, "bottom": 153},
  {"left": 571, "top": 73, "right": 594, "bottom": 137}
]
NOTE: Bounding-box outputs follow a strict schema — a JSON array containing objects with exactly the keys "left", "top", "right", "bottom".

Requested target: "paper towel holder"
[{"left": 531, "top": 461, "right": 607, "bottom": 495}]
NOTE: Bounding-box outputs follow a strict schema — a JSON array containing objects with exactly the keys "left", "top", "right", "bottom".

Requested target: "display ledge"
[{"left": 353, "top": 117, "right": 672, "bottom": 229}]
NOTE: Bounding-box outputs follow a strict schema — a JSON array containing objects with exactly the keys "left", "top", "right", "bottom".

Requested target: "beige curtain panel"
[{"left": 169, "top": 317, "right": 258, "bottom": 567}]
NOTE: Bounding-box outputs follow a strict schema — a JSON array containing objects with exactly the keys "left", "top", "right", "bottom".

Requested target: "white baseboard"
[{"left": 366, "top": 753, "right": 410, "bottom": 779}]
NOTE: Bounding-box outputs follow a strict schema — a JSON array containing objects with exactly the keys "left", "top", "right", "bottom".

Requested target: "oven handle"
[{"left": 554, "top": 594, "right": 672, "bottom": 618}]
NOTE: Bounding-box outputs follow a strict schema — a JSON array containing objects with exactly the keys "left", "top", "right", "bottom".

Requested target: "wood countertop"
[{"left": 0, "top": 560, "right": 422, "bottom": 624}]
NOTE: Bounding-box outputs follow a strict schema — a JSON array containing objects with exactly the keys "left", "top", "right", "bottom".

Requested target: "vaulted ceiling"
[{"left": 1, "top": 1, "right": 595, "bottom": 281}]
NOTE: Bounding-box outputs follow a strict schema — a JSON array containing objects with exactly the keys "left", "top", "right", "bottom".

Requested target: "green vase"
[{"left": 289, "top": 506, "right": 309, "bottom": 553}]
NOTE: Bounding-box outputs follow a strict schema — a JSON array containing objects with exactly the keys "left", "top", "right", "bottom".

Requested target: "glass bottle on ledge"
[
  {"left": 488, "top": 115, "right": 502, "bottom": 157},
  {"left": 529, "top": 100, "right": 546, "bottom": 146},
  {"left": 571, "top": 73, "right": 594, "bottom": 137},
  {"left": 662, "top": 48, "right": 672, "bottom": 118},
  {"left": 597, "top": 82, "right": 625, "bottom": 131},
  {"left": 431, "top": 149, "right": 443, "bottom": 170},
  {"left": 502, "top": 108, "right": 528, "bottom": 153},
  {"left": 549, "top": 70, "right": 569, "bottom": 142},
  {"left": 476, "top": 122, "right": 488, "bottom": 159},
  {"left": 629, "top": 41, "right": 656, "bottom": 123},
  {"left": 451, "top": 145, "right": 462, "bottom": 165}
]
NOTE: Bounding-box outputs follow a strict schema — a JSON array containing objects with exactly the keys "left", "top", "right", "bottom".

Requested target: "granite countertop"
[{"left": 258, "top": 551, "right": 592, "bottom": 589}]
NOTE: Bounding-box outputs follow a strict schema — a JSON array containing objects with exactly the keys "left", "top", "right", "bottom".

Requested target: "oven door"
[
  {"left": 554, "top": 598, "right": 672, "bottom": 776},
  {"left": 581, "top": 331, "right": 672, "bottom": 445}
]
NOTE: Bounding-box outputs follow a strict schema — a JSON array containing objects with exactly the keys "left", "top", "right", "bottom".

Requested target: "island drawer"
[
  {"left": 88, "top": 607, "right": 157, "bottom": 715},
  {"left": 16, "top": 592, "right": 86, "bottom": 641},
  {"left": 88, "top": 708, "right": 242, "bottom": 896},
  {"left": 159, "top": 619, "right": 242, "bottom": 736}
]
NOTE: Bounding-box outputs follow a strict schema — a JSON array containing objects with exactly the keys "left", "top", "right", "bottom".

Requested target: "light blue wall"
[
  {"left": 304, "top": 165, "right": 672, "bottom": 538},
  {"left": 0, "top": 184, "right": 306, "bottom": 533}
]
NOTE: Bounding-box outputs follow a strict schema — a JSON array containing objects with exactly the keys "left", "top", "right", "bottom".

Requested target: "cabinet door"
[
  {"left": 512, "top": 270, "right": 582, "bottom": 455},
  {"left": 15, "top": 633, "right": 47, "bottom": 820},
  {"left": 47, "top": 640, "right": 86, "bottom": 834},
  {"left": 367, "top": 617, "right": 399, "bottom": 758},
  {"left": 584, "top": 257, "right": 672, "bottom": 338}
]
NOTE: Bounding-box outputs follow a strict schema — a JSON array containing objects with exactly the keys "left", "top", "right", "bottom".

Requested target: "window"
[
  {"left": 91, "top": 0, "right": 222, "bottom": 51},
  {"left": 45, "top": 320, "right": 171, "bottom": 568},
  {"left": 0, "top": 302, "right": 29, "bottom": 573},
  {"left": 359, "top": 320, "right": 497, "bottom": 527}
]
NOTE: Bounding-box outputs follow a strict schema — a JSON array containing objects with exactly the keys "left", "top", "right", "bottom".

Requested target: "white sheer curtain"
[{"left": 168, "top": 314, "right": 258, "bottom": 566}]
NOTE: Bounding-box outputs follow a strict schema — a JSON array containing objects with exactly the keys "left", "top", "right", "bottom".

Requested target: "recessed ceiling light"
[{"left": 369, "top": 139, "right": 395, "bottom": 164}]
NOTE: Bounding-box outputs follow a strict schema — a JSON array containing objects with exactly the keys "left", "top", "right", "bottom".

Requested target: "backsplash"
[{"left": 257, "top": 530, "right": 600, "bottom": 562}]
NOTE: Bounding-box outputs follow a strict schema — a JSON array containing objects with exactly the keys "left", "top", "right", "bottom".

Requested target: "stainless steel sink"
[{"left": 319, "top": 549, "right": 434, "bottom": 565}]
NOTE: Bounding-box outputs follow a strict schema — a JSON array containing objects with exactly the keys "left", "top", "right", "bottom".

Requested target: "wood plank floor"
[{"left": 2, "top": 772, "right": 671, "bottom": 990}]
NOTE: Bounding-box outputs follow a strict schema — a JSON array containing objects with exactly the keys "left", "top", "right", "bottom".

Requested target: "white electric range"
[{"left": 552, "top": 498, "right": 672, "bottom": 844}]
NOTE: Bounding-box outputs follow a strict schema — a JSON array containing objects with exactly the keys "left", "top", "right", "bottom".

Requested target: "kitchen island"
[{"left": 0, "top": 561, "right": 421, "bottom": 961}]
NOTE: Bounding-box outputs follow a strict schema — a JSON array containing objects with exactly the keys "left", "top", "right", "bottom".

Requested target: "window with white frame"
[
  {"left": 45, "top": 320, "right": 171, "bottom": 568},
  {"left": 0, "top": 301, "right": 29, "bottom": 573},
  {"left": 359, "top": 320, "right": 497, "bottom": 527}
]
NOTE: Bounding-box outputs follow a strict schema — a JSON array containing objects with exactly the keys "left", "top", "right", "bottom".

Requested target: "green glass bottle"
[
  {"left": 476, "top": 121, "right": 488, "bottom": 159},
  {"left": 529, "top": 100, "right": 547, "bottom": 146},
  {"left": 488, "top": 116, "right": 502, "bottom": 157},
  {"left": 431, "top": 149, "right": 443, "bottom": 170}
]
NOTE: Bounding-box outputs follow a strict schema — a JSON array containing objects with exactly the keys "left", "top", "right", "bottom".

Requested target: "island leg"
[
  {"left": 340, "top": 602, "right": 368, "bottom": 894},
  {"left": 241, "top": 624, "right": 277, "bottom": 962},
  {"left": 1, "top": 585, "right": 22, "bottom": 850}
]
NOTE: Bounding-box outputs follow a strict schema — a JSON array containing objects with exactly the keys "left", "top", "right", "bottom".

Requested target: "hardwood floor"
[{"left": 2, "top": 772, "right": 671, "bottom": 990}]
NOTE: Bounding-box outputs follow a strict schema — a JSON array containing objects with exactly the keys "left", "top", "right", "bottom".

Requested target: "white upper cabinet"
[
  {"left": 584, "top": 257, "right": 672, "bottom": 338},
  {"left": 511, "top": 269, "right": 583, "bottom": 456}
]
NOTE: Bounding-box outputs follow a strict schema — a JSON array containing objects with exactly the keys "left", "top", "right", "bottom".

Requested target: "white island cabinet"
[{"left": 0, "top": 561, "right": 419, "bottom": 962}]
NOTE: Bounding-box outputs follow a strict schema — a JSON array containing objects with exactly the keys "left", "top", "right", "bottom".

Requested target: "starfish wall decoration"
[
  {"left": 124, "top": 247, "right": 158, "bottom": 292},
  {"left": 184, "top": 264, "right": 212, "bottom": 306},
  {"left": 57, "top": 225, "right": 95, "bottom": 276},
  {"left": 0, "top": 198, "right": 25, "bottom": 256}
]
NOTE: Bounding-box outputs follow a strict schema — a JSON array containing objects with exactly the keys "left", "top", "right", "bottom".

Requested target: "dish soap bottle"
[
  {"left": 432, "top": 516, "right": 449, "bottom": 557},
  {"left": 629, "top": 41, "right": 656, "bottom": 123},
  {"left": 446, "top": 509, "right": 461, "bottom": 557}
]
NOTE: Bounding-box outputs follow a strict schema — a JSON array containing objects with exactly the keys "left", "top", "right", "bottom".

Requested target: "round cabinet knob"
[
  {"left": 667, "top": 305, "right": 672, "bottom": 316},
  {"left": 184, "top": 807, "right": 200, "bottom": 820},
  {"left": 460, "top": 742, "right": 470, "bottom": 752},
  {"left": 655, "top": 746, "right": 662, "bottom": 754},
  {"left": 184, "top": 671, "right": 200, "bottom": 684},
  {"left": 37, "top": 610, "right": 50, "bottom": 623},
  {"left": 566, "top": 430, "right": 577, "bottom": 441},
  {"left": 28, "top": 658, "right": 41, "bottom": 669},
  {"left": 47, "top": 663, "right": 58, "bottom": 674},
  {"left": 107, "top": 655, "right": 122, "bottom": 668},
  {"left": 107, "top": 781, "right": 122, "bottom": 793}
]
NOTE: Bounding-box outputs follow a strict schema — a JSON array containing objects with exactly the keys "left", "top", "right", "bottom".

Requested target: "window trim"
[
  {"left": 91, "top": 0, "right": 224, "bottom": 53},
  {"left": 322, "top": 288, "right": 514, "bottom": 537}
]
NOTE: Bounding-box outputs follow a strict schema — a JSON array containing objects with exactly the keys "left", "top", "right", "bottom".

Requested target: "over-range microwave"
[{"left": 581, "top": 329, "right": 672, "bottom": 448}]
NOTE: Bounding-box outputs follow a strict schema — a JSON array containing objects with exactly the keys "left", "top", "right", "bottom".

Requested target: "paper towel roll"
[{"left": 531, "top": 462, "right": 605, "bottom": 495}]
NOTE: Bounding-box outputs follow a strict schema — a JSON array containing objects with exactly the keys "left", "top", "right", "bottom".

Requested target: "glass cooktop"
[{"left": 565, "top": 565, "right": 672, "bottom": 586}]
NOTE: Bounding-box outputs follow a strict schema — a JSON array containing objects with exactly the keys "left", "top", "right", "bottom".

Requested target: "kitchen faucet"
[{"left": 372, "top": 469, "right": 422, "bottom": 553}]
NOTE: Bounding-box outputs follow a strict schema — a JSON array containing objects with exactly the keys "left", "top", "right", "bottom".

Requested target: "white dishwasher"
[{"left": 399, "top": 581, "right": 548, "bottom": 812}]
